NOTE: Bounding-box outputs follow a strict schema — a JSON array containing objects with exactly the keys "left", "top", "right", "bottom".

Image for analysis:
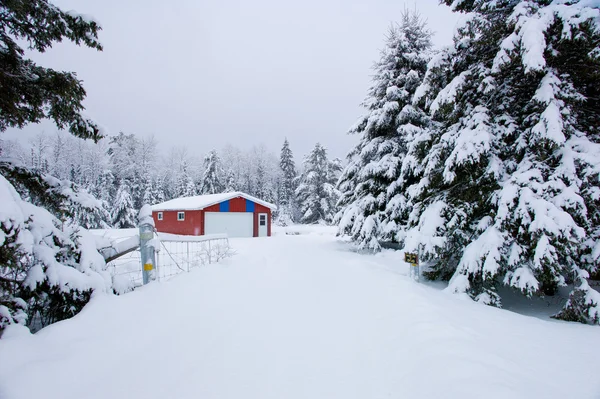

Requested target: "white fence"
[{"left": 105, "top": 233, "right": 231, "bottom": 290}]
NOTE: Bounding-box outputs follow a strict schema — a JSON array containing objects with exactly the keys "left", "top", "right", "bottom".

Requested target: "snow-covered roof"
[{"left": 151, "top": 192, "right": 277, "bottom": 212}]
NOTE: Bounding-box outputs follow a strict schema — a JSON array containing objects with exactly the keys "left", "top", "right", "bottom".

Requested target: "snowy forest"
[
  {"left": 1, "top": 0, "right": 599, "bottom": 340},
  {"left": 0, "top": 133, "right": 343, "bottom": 229}
]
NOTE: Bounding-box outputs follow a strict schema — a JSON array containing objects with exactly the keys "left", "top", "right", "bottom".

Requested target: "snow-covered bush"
[{"left": 0, "top": 174, "right": 112, "bottom": 334}]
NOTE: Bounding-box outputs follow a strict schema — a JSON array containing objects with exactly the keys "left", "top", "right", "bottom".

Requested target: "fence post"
[
  {"left": 138, "top": 205, "right": 156, "bottom": 285},
  {"left": 155, "top": 248, "right": 160, "bottom": 282},
  {"left": 208, "top": 240, "right": 212, "bottom": 264},
  {"left": 186, "top": 242, "right": 190, "bottom": 272}
]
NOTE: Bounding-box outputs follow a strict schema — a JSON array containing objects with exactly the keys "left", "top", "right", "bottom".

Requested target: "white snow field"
[{"left": 1, "top": 227, "right": 600, "bottom": 399}]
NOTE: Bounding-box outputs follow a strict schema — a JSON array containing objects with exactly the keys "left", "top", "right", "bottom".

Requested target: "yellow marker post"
[{"left": 404, "top": 252, "right": 420, "bottom": 281}]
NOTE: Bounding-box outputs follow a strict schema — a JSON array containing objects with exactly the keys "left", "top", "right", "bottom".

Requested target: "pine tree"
[
  {"left": 0, "top": 0, "right": 103, "bottom": 141},
  {"left": 176, "top": 161, "right": 196, "bottom": 198},
  {"left": 153, "top": 176, "right": 166, "bottom": 203},
  {"left": 254, "top": 160, "right": 267, "bottom": 199},
  {"left": 55, "top": 179, "right": 112, "bottom": 229},
  {"left": 337, "top": 12, "right": 433, "bottom": 250},
  {"left": 142, "top": 175, "right": 165, "bottom": 205},
  {"left": 107, "top": 133, "right": 138, "bottom": 188},
  {"left": 224, "top": 169, "right": 237, "bottom": 192},
  {"left": 296, "top": 143, "right": 340, "bottom": 225},
  {"left": 278, "top": 138, "right": 298, "bottom": 225},
  {"left": 200, "top": 150, "right": 224, "bottom": 195},
  {"left": 142, "top": 177, "right": 155, "bottom": 206},
  {"left": 94, "top": 169, "right": 114, "bottom": 204},
  {"left": 279, "top": 138, "right": 297, "bottom": 204},
  {"left": 112, "top": 183, "right": 136, "bottom": 228},
  {"left": 399, "top": 0, "right": 600, "bottom": 322}
]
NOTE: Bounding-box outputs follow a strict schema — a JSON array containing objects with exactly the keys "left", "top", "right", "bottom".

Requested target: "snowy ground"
[{"left": 1, "top": 227, "right": 599, "bottom": 399}]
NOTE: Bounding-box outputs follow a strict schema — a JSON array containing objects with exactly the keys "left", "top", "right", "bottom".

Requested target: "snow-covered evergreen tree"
[
  {"left": 0, "top": 163, "right": 112, "bottom": 334},
  {"left": 397, "top": 0, "right": 600, "bottom": 323},
  {"left": 337, "top": 12, "right": 433, "bottom": 250},
  {"left": 112, "top": 183, "right": 137, "bottom": 228},
  {"left": 140, "top": 175, "right": 164, "bottom": 207},
  {"left": 296, "top": 143, "right": 341, "bottom": 225},
  {"left": 278, "top": 138, "right": 298, "bottom": 225},
  {"left": 200, "top": 150, "right": 224, "bottom": 195},
  {"left": 255, "top": 160, "right": 267, "bottom": 199},
  {"left": 107, "top": 133, "right": 138, "bottom": 185},
  {"left": 0, "top": 0, "right": 103, "bottom": 140},
  {"left": 176, "top": 160, "right": 197, "bottom": 198},
  {"left": 224, "top": 169, "right": 237, "bottom": 192},
  {"left": 130, "top": 172, "right": 145, "bottom": 210},
  {"left": 140, "top": 176, "right": 166, "bottom": 206},
  {"left": 152, "top": 176, "right": 166, "bottom": 204},
  {"left": 52, "top": 178, "right": 112, "bottom": 229},
  {"left": 220, "top": 145, "right": 244, "bottom": 192},
  {"left": 93, "top": 169, "right": 114, "bottom": 205},
  {"left": 142, "top": 178, "right": 156, "bottom": 206}
]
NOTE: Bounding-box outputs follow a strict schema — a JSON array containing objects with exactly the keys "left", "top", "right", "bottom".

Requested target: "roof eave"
[{"left": 151, "top": 192, "right": 277, "bottom": 212}]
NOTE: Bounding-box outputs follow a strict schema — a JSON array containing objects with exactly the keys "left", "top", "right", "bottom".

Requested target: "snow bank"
[{"left": 1, "top": 233, "right": 599, "bottom": 399}]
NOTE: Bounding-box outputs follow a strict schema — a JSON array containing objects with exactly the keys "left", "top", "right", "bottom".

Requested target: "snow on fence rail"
[
  {"left": 105, "top": 232, "right": 232, "bottom": 290},
  {"left": 99, "top": 234, "right": 141, "bottom": 263}
]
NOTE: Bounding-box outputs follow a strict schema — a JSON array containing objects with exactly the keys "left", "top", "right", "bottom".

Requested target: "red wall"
[
  {"left": 153, "top": 210, "right": 204, "bottom": 236},
  {"left": 153, "top": 196, "right": 272, "bottom": 237},
  {"left": 252, "top": 203, "right": 272, "bottom": 237},
  {"left": 204, "top": 197, "right": 247, "bottom": 212}
]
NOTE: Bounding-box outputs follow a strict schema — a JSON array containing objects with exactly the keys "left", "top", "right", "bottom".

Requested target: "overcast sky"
[{"left": 5, "top": 0, "right": 461, "bottom": 160}]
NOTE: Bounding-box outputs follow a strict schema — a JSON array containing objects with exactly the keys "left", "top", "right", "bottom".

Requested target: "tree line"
[{"left": 2, "top": 133, "right": 343, "bottom": 228}]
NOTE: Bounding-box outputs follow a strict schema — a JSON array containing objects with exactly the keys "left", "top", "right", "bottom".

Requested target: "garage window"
[
  {"left": 177, "top": 212, "right": 185, "bottom": 221},
  {"left": 259, "top": 214, "right": 267, "bottom": 226},
  {"left": 157, "top": 212, "right": 163, "bottom": 220}
]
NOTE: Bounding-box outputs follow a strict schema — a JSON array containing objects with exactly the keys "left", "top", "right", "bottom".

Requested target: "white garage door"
[{"left": 204, "top": 212, "right": 254, "bottom": 238}]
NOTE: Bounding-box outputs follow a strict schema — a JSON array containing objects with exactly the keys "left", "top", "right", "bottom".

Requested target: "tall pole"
[{"left": 138, "top": 205, "right": 156, "bottom": 285}]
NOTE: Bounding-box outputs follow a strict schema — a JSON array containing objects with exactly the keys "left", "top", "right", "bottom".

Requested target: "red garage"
[{"left": 151, "top": 192, "right": 276, "bottom": 238}]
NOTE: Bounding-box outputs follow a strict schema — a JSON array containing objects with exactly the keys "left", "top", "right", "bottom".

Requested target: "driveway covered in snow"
[{"left": 1, "top": 229, "right": 599, "bottom": 399}]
